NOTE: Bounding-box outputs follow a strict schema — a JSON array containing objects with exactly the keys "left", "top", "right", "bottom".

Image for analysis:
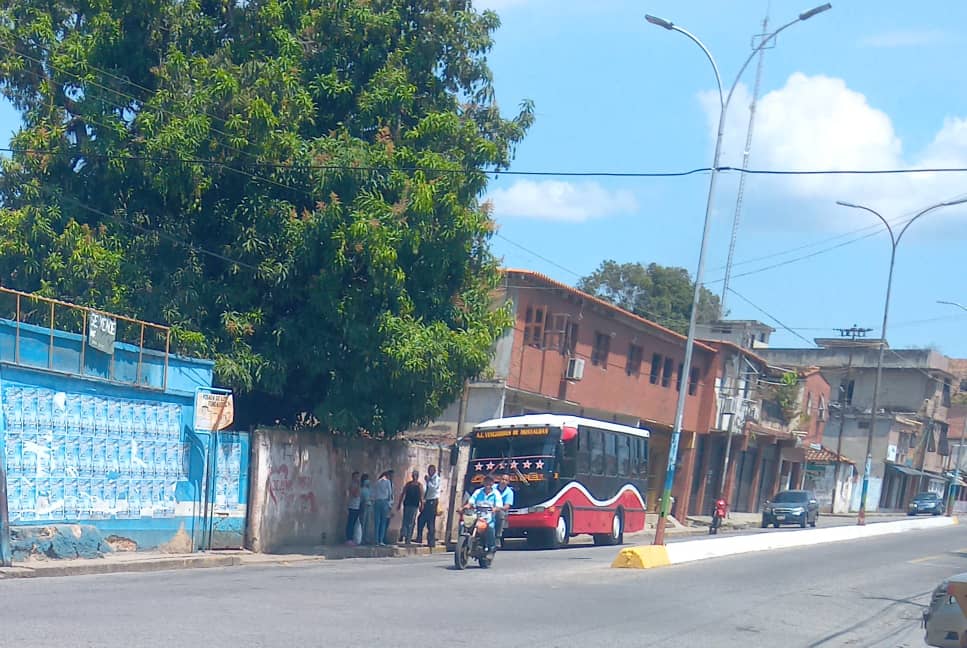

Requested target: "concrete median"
[{"left": 612, "top": 515, "right": 958, "bottom": 569}]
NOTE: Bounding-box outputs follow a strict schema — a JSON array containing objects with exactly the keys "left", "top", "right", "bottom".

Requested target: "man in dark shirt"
[{"left": 397, "top": 469, "right": 424, "bottom": 545}]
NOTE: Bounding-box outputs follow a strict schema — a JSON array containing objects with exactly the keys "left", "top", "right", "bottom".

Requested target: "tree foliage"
[
  {"left": 0, "top": 0, "right": 532, "bottom": 436},
  {"left": 577, "top": 260, "right": 722, "bottom": 334}
]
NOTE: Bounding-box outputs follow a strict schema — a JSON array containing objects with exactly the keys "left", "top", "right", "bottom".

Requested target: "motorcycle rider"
[{"left": 466, "top": 474, "right": 503, "bottom": 552}]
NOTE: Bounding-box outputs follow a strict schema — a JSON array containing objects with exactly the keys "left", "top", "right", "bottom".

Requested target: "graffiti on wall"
[
  {"left": 266, "top": 464, "right": 318, "bottom": 513},
  {"left": 1, "top": 384, "right": 189, "bottom": 522}
]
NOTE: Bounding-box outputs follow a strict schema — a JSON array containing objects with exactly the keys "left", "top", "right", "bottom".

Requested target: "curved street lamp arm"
[
  {"left": 723, "top": 17, "right": 801, "bottom": 110},
  {"left": 836, "top": 200, "right": 896, "bottom": 248},
  {"left": 937, "top": 300, "right": 967, "bottom": 313},
  {"left": 896, "top": 197, "right": 967, "bottom": 245},
  {"left": 668, "top": 24, "right": 724, "bottom": 111}
]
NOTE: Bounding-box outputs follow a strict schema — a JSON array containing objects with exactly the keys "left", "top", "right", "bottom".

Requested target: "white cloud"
[
  {"left": 487, "top": 180, "right": 638, "bottom": 222},
  {"left": 701, "top": 73, "right": 967, "bottom": 229},
  {"left": 860, "top": 29, "right": 947, "bottom": 48}
]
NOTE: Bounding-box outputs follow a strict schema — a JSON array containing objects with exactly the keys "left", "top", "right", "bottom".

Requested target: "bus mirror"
[{"left": 449, "top": 445, "right": 459, "bottom": 465}]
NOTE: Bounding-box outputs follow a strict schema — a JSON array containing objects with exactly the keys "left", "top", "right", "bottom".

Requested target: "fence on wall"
[{"left": 0, "top": 286, "right": 173, "bottom": 391}]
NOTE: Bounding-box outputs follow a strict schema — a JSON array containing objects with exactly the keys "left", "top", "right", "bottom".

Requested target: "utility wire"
[{"left": 726, "top": 287, "right": 815, "bottom": 347}]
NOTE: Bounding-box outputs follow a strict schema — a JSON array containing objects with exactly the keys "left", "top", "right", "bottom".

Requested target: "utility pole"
[
  {"left": 831, "top": 326, "right": 871, "bottom": 512},
  {"left": 719, "top": 350, "right": 743, "bottom": 501}
]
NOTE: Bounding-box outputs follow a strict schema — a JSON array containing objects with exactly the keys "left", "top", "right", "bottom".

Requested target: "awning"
[{"left": 890, "top": 464, "right": 930, "bottom": 478}]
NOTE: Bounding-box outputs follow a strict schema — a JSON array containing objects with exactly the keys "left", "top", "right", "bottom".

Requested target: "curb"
[
  {"left": 612, "top": 515, "right": 959, "bottom": 570},
  {"left": 0, "top": 555, "right": 241, "bottom": 579}
]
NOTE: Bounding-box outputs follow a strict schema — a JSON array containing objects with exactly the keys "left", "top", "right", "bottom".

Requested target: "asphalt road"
[{"left": 3, "top": 523, "right": 966, "bottom": 647}]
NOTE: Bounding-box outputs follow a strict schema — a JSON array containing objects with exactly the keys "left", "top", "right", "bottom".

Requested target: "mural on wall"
[{"left": 1, "top": 384, "right": 191, "bottom": 523}]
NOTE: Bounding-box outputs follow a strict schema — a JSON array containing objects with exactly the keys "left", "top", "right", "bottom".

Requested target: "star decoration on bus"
[
  {"left": 475, "top": 463, "right": 483, "bottom": 471},
  {"left": 535, "top": 460, "right": 544, "bottom": 469},
  {"left": 498, "top": 462, "right": 506, "bottom": 469},
  {"left": 486, "top": 461, "right": 495, "bottom": 471},
  {"left": 509, "top": 460, "right": 518, "bottom": 469},
  {"left": 522, "top": 460, "right": 532, "bottom": 469}
]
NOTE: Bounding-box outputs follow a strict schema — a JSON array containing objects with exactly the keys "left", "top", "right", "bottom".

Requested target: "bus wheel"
[
  {"left": 547, "top": 508, "right": 571, "bottom": 549},
  {"left": 593, "top": 510, "right": 623, "bottom": 546}
]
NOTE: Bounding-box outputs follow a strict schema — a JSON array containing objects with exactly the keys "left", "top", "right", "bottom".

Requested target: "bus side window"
[
  {"left": 605, "top": 433, "right": 617, "bottom": 476},
  {"left": 617, "top": 435, "right": 630, "bottom": 476},
  {"left": 560, "top": 440, "right": 577, "bottom": 480},
  {"left": 577, "top": 429, "right": 591, "bottom": 474},
  {"left": 638, "top": 439, "right": 649, "bottom": 476},
  {"left": 629, "top": 438, "right": 638, "bottom": 476},
  {"left": 590, "top": 430, "right": 605, "bottom": 475}
]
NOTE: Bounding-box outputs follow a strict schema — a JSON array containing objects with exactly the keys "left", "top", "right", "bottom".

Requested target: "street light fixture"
[
  {"left": 836, "top": 198, "right": 967, "bottom": 525},
  {"left": 938, "top": 300, "right": 967, "bottom": 312},
  {"left": 645, "top": 3, "right": 832, "bottom": 546}
]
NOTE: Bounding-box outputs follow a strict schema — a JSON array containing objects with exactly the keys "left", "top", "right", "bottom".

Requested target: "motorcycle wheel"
[{"left": 454, "top": 536, "right": 470, "bottom": 570}]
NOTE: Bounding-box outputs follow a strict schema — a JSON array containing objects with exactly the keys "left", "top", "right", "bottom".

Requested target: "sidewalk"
[{"left": 0, "top": 542, "right": 448, "bottom": 579}]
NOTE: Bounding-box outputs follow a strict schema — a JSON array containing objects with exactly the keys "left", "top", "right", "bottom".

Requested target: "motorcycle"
[{"left": 454, "top": 505, "right": 496, "bottom": 570}]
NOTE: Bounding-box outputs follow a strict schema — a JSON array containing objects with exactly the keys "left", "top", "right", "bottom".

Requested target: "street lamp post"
[
  {"left": 836, "top": 199, "right": 967, "bottom": 525},
  {"left": 938, "top": 299, "right": 967, "bottom": 517},
  {"left": 645, "top": 3, "right": 832, "bottom": 546}
]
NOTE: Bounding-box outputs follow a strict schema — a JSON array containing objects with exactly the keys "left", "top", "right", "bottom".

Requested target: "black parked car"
[
  {"left": 761, "top": 490, "right": 819, "bottom": 529},
  {"left": 908, "top": 491, "right": 945, "bottom": 516}
]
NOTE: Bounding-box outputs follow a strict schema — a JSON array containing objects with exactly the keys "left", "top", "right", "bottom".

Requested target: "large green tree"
[
  {"left": 0, "top": 0, "right": 532, "bottom": 435},
  {"left": 578, "top": 260, "right": 722, "bottom": 334}
]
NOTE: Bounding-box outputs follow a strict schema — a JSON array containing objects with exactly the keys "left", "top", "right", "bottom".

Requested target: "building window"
[
  {"left": 842, "top": 379, "right": 855, "bottom": 406},
  {"left": 523, "top": 306, "right": 545, "bottom": 347},
  {"left": 565, "top": 322, "right": 579, "bottom": 356},
  {"left": 546, "top": 313, "right": 569, "bottom": 353},
  {"left": 858, "top": 420, "right": 870, "bottom": 430},
  {"left": 688, "top": 367, "right": 700, "bottom": 395},
  {"left": 650, "top": 353, "right": 662, "bottom": 384},
  {"left": 818, "top": 396, "right": 827, "bottom": 421},
  {"left": 943, "top": 379, "right": 952, "bottom": 407},
  {"left": 626, "top": 344, "right": 643, "bottom": 376},
  {"left": 592, "top": 332, "right": 611, "bottom": 368},
  {"left": 805, "top": 392, "right": 813, "bottom": 418},
  {"left": 675, "top": 363, "right": 684, "bottom": 392},
  {"left": 661, "top": 357, "right": 674, "bottom": 388}
]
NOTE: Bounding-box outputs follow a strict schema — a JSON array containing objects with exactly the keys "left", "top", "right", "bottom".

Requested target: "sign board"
[
  {"left": 475, "top": 427, "right": 549, "bottom": 440},
  {"left": 886, "top": 444, "right": 898, "bottom": 463},
  {"left": 194, "top": 391, "right": 235, "bottom": 431},
  {"left": 88, "top": 312, "right": 117, "bottom": 354}
]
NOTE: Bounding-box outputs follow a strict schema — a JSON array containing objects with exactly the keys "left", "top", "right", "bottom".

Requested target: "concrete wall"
[{"left": 246, "top": 428, "right": 456, "bottom": 553}]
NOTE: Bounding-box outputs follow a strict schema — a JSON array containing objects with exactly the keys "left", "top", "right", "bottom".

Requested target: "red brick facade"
[{"left": 501, "top": 270, "right": 718, "bottom": 518}]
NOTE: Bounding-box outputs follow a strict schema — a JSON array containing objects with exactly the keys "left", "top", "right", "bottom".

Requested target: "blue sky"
[
  {"left": 2, "top": 1, "right": 967, "bottom": 356},
  {"left": 478, "top": 0, "right": 967, "bottom": 357}
]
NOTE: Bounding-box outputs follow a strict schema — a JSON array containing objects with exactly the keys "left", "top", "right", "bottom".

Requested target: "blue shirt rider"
[
  {"left": 494, "top": 473, "right": 515, "bottom": 548},
  {"left": 467, "top": 475, "right": 504, "bottom": 552}
]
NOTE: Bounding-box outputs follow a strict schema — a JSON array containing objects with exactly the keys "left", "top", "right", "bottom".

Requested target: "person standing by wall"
[
  {"left": 398, "top": 469, "right": 424, "bottom": 545},
  {"left": 416, "top": 465, "right": 441, "bottom": 548},
  {"left": 345, "top": 471, "right": 362, "bottom": 545},
  {"left": 373, "top": 470, "right": 394, "bottom": 547},
  {"left": 358, "top": 473, "right": 372, "bottom": 545}
]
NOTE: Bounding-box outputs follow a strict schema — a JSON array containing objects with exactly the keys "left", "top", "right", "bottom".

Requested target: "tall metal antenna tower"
[{"left": 719, "top": 9, "right": 773, "bottom": 314}]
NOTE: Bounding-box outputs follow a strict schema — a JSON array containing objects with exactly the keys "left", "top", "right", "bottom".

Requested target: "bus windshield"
[{"left": 466, "top": 427, "right": 559, "bottom": 508}]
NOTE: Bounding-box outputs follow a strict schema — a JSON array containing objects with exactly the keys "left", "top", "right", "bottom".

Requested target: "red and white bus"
[{"left": 465, "top": 414, "right": 649, "bottom": 549}]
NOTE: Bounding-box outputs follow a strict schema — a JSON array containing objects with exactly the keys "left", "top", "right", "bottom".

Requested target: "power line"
[
  {"left": 726, "top": 287, "right": 815, "bottom": 347},
  {"left": 11, "top": 145, "right": 967, "bottom": 180}
]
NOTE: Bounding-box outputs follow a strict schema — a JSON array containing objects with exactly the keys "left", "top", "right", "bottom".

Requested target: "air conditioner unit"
[
  {"left": 746, "top": 405, "right": 759, "bottom": 422},
  {"left": 721, "top": 397, "right": 737, "bottom": 415},
  {"left": 566, "top": 357, "right": 585, "bottom": 381}
]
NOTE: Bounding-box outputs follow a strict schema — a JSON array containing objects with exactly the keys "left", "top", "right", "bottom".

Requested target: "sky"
[
  {"left": 1, "top": 1, "right": 967, "bottom": 356},
  {"left": 474, "top": 0, "right": 967, "bottom": 357}
]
